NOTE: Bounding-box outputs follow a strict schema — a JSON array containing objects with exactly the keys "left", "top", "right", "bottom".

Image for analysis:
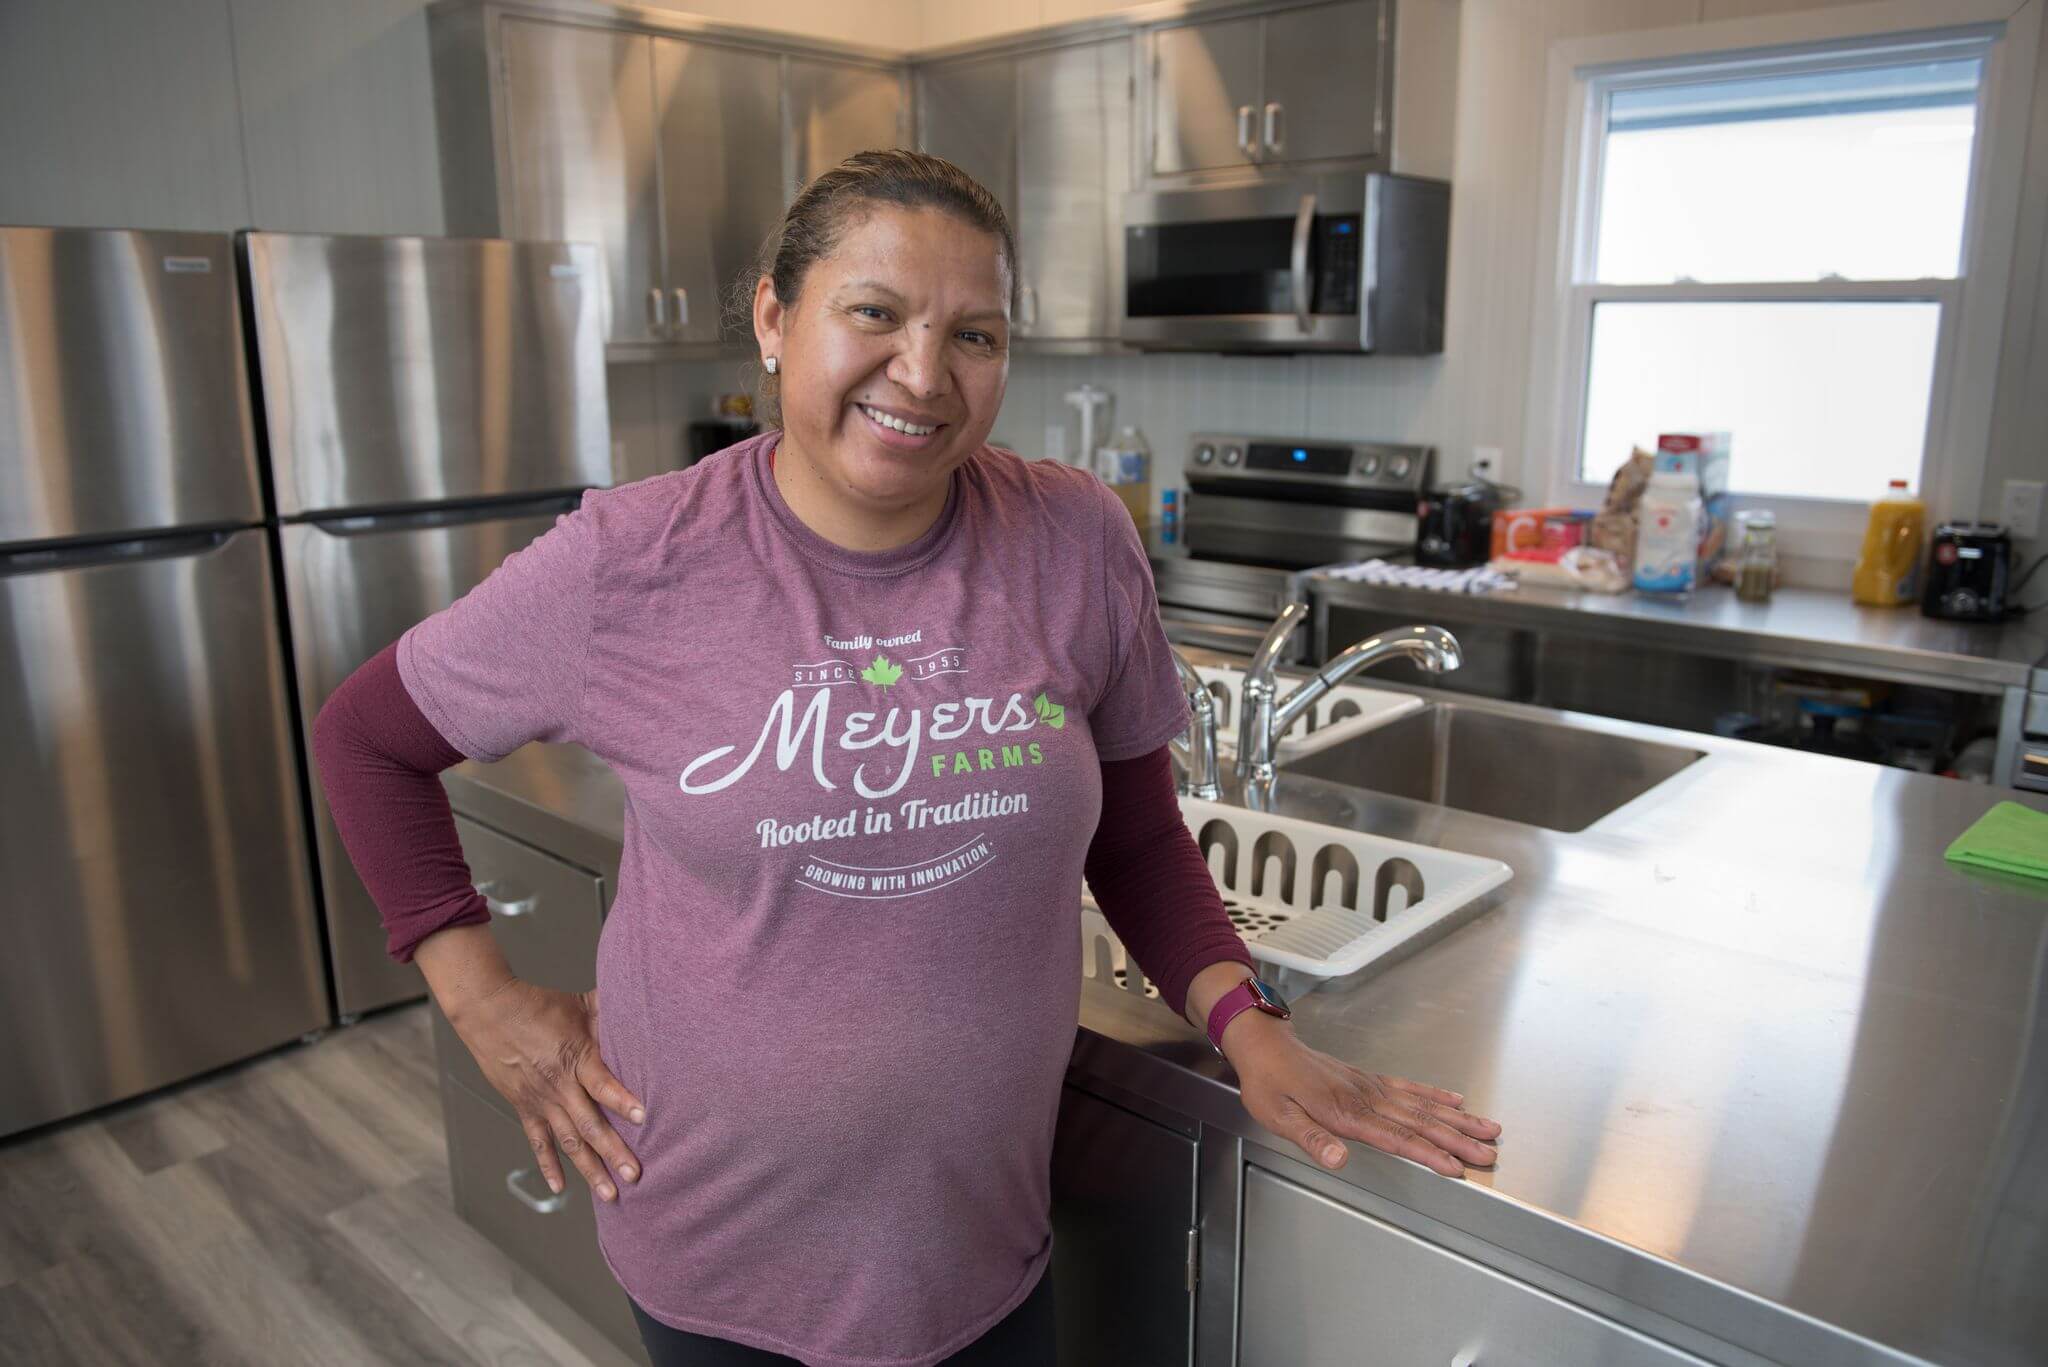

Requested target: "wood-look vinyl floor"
[{"left": 0, "top": 1004, "right": 637, "bottom": 1367}]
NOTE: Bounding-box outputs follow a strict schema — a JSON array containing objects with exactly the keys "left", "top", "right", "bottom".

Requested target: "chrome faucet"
[
  {"left": 1167, "top": 647, "right": 1223, "bottom": 800},
  {"left": 1238, "top": 603, "right": 1461, "bottom": 786}
]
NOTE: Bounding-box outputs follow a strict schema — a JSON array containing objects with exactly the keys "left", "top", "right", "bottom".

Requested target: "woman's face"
[{"left": 754, "top": 205, "right": 1011, "bottom": 517}]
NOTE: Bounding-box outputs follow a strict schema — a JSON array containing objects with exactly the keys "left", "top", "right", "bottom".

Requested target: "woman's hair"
[{"left": 725, "top": 149, "right": 1017, "bottom": 426}]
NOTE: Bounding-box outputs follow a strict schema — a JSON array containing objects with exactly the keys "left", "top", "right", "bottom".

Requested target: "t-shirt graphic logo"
[{"left": 859, "top": 655, "right": 903, "bottom": 687}]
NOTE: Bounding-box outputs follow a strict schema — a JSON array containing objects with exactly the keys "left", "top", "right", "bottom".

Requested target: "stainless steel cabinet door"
[
  {"left": 1016, "top": 39, "right": 1131, "bottom": 341},
  {"left": 651, "top": 36, "right": 783, "bottom": 345},
  {"left": 1259, "top": 0, "right": 1383, "bottom": 166},
  {"left": 788, "top": 59, "right": 907, "bottom": 196},
  {"left": 441, "top": 1072, "right": 640, "bottom": 1356},
  {"left": 281, "top": 504, "right": 570, "bottom": 1019},
  {"left": 0, "top": 228, "right": 262, "bottom": 545},
  {"left": 1239, "top": 1167, "right": 1711, "bottom": 1366},
  {"left": 500, "top": 19, "right": 663, "bottom": 346},
  {"left": 1049, "top": 1085, "right": 1195, "bottom": 1366},
  {"left": 1150, "top": 15, "right": 1262, "bottom": 177},
  {"left": 0, "top": 530, "right": 328, "bottom": 1139},
  {"left": 917, "top": 56, "right": 1018, "bottom": 224}
]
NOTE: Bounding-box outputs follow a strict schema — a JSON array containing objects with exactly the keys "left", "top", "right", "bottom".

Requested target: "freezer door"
[
  {"left": 0, "top": 227, "right": 263, "bottom": 546},
  {"left": 243, "top": 232, "right": 610, "bottom": 516},
  {"left": 279, "top": 502, "right": 572, "bottom": 1017},
  {"left": 0, "top": 528, "right": 328, "bottom": 1139}
]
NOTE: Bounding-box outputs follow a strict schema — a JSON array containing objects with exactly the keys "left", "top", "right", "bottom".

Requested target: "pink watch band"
[{"left": 1206, "top": 976, "right": 1288, "bottom": 1054}]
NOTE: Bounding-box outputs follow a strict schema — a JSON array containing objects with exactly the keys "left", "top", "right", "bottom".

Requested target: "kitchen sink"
[{"left": 1280, "top": 702, "right": 1706, "bottom": 833}]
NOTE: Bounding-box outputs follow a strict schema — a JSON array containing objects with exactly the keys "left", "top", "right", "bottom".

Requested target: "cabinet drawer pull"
[
  {"left": 1236, "top": 104, "right": 1256, "bottom": 156},
  {"left": 646, "top": 286, "right": 666, "bottom": 331},
  {"left": 505, "top": 1165, "right": 568, "bottom": 1214},
  {"left": 1264, "top": 101, "right": 1285, "bottom": 154},
  {"left": 671, "top": 286, "right": 689, "bottom": 329},
  {"left": 474, "top": 881, "right": 540, "bottom": 919}
]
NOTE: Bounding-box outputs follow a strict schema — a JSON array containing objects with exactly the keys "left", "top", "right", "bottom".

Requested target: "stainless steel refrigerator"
[
  {"left": 240, "top": 231, "right": 609, "bottom": 1020},
  {"left": 0, "top": 227, "right": 330, "bottom": 1139}
]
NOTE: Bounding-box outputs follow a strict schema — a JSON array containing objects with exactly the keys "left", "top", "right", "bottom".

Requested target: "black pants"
[{"left": 628, "top": 1264, "right": 1056, "bottom": 1366}]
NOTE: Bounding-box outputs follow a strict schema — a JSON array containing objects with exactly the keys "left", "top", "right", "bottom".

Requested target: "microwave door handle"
[{"left": 1290, "top": 193, "right": 1315, "bottom": 333}]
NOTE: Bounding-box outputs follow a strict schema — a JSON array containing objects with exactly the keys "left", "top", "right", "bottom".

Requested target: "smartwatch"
[{"left": 1205, "top": 975, "right": 1291, "bottom": 1055}]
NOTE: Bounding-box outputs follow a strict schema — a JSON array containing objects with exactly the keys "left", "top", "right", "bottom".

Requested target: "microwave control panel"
[{"left": 1316, "top": 216, "right": 1365, "bottom": 315}]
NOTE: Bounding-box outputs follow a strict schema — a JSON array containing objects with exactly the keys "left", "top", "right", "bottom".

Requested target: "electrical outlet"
[
  {"left": 1044, "top": 423, "right": 1067, "bottom": 464},
  {"left": 2003, "top": 479, "right": 2044, "bottom": 539}
]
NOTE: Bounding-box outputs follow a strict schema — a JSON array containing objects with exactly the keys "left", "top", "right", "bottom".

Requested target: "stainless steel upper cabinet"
[
  {"left": 1261, "top": 0, "right": 1383, "bottom": 165},
  {"left": 1149, "top": 0, "right": 1386, "bottom": 180},
  {"left": 1150, "top": 14, "right": 1262, "bottom": 177},
  {"left": 499, "top": 19, "right": 663, "bottom": 346},
  {"left": 650, "top": 37, "right": 784, "bottom": 345},
  {"left": 244, "top": 233, "right": 610, "bottom": 515},
  {"left": 1016, "top": 39, "right": 1133, "bottom": 342},
  {"left": 787, "top": 59, "right": 907, "bottom": 196},
  {"left": 917, "top": 56, "right": 1018, "bottom": 222},
  {"left": 0, "top": 228, "right": 262, "bottom": 546}
]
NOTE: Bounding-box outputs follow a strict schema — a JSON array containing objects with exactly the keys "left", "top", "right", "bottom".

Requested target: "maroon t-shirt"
[{"left": 380, "top": 435, "right": 1250, "bottom": 1365}]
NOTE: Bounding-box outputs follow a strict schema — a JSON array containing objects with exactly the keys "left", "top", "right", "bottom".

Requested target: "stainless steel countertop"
[
  {"left": 441, "top": 683, "right": 2048, "bottom": 1367},
  {"left": 1303, "top": 575, "right": 2048, "bottom": 694}
]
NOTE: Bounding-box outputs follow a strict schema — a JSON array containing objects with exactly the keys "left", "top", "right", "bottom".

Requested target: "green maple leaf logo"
[
  {"left": 861, "top": 654, "right": 903, "bottom": 687},
  {"left": 1033, "top": 692, "right": 1066, "bottom": 730}
]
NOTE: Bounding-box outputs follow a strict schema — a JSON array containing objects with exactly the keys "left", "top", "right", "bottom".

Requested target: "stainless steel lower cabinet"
[
  {"left": 441, "top": 1069, "right": 644, "bottom": 1360},
  {"left": 1238, "top": 1167, "right": 1708, "bottom": 1366},
  {"left": 1050, "top": 1084, "right": 1198, "bottom": 1366},
  {"left": 433, "top": 813, "right": 608, "bottom": 1118}
]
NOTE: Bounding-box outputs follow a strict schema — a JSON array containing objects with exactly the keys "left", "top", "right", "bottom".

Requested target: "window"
[{"left": 1565, "top": 42, "right": 1991, "bottom": 503}]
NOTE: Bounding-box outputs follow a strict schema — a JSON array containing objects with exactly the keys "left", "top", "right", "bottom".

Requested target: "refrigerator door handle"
[{"left": 0, "top": 528, "right": 236, "bottom": 575}]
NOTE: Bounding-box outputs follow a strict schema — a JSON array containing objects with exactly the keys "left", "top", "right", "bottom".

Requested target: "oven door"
[{"left": 1123, "top": 177, "right": 1366, "bottom": 351}]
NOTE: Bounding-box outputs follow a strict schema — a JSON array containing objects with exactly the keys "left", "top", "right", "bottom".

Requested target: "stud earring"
[{"left": 763, "top": 356, "right": 779, "bottom": 374}]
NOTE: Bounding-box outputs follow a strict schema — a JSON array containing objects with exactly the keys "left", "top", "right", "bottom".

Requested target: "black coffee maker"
[
  {"left": 1417, "top": 477, "right": 1505, "bottom": 568},
  {"left": 1920, "top": 522, "right": 2013, "bottom": 621}
]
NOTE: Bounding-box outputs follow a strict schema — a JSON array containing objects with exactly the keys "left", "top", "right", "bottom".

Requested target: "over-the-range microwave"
[{"left": 1121, "top": 173, "right": 1449, "bottom": 354}]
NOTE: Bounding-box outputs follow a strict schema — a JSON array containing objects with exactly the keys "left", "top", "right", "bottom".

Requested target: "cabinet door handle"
[
  {"left": 1236, "top": 104, "right": 1256, "bottom": 156},
  {"left": 505, "top": 1166, "right": 568, "bottom": 1214},
  {"left": 1264, "top": 101, "right": 1285, "bottom": 155},
  {"left": 1290, "top": 192, "right": 1316, "bottom": 333},
  {"left": 473, "top": 880, "right": 539, "bottom": 919},
  {"left": 646, "top": 286, "right": 665, "bottom": 332},
  {"left": 1020, "top": 284, "right": 1039, "bottom": 330},
  {"left": 671, "top": 286, "right": 689, "bottom": 330}
]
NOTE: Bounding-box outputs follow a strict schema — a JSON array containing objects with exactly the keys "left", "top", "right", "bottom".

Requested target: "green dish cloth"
[{"left": 1945, "top": 801, "right": 2048, "bottom": 881}]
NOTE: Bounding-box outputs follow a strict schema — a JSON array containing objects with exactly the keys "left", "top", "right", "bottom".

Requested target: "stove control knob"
[
  {"left": 1357, "top": 452, "right": 1382, "bottom": 477},
  {"left": 1388, "top": 453, "right": 1414, "bottom": 481},
  {"left": 1221, "top": 445, "right": 1243, "bottom": 467},
  {"left": 1194, "top": 443, "right": 1216, "bottom": 465}
]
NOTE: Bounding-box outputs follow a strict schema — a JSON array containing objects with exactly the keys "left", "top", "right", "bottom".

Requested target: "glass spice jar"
[{"left": 1735, "top": 509, "right": 1778, "bottom": 603}]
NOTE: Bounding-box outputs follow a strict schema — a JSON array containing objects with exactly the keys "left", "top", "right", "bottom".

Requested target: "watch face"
[{"left": 1249, "top": 977, "right": 1291, "bottom": 1016}]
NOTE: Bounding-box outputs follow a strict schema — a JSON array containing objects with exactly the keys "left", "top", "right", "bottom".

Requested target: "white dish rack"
[
  {"left": 1082, "top": 797, "right": 1512, "bottom": 997},
  {"left": 1193, "top": 665, "right": 1422, "bottom": 763}
]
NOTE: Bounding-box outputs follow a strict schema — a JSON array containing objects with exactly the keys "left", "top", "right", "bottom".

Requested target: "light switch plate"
[{"left": 2002, "top": 479, "right": 2044, "bottom": 539}]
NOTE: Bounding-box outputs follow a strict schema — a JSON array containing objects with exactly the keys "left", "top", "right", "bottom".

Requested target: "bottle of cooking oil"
[
  {"left": 1850, "top": 479, "right": 1926, "bottom": 606},
  {"left": 1095, "top": 426, "right": 1152, "bottom": 528}
]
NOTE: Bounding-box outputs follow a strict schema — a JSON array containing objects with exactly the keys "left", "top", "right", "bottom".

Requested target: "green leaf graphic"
[
  {"left": 1034, "top": 692, "right": 1066, "bottom": 730},
  {"left": 861, "top": 654, "right": 903, "bottom": 687}
]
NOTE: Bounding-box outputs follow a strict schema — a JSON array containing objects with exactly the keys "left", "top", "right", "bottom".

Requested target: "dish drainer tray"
[{"left": 1081, "top": 796, "right": 1512, "bottom": 996}]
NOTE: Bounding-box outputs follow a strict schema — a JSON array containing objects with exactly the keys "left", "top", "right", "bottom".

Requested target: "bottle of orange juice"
[{"left": 1850, "top": 479, "right": 1926, "bottom": 606}]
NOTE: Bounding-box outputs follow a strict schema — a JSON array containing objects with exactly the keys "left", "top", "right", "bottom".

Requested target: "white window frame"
[{"left": 1523, "top": 0, "right": 2041, "bottom": 562}]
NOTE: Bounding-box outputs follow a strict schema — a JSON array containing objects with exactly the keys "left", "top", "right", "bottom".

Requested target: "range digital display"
[{"left": 1246, "top": 443, "right": 1352, "bottom": 477}]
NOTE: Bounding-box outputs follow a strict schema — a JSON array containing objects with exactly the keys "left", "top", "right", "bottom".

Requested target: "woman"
[{"left": 315, "top": 150, "right": 1499, "bottom": 1367}]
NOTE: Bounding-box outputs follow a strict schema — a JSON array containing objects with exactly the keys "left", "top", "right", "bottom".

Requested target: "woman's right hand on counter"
[{"left": 417, "top": 924, "right": 645, "bottom": 1202}]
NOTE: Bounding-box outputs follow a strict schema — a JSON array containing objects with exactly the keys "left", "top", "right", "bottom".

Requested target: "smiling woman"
[
  {"left": 745, "top": 151, "right": 1019, "bottom": 550},
  {"left": 311, "top": 147, "right": 1498, "bottom": 1367}
]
